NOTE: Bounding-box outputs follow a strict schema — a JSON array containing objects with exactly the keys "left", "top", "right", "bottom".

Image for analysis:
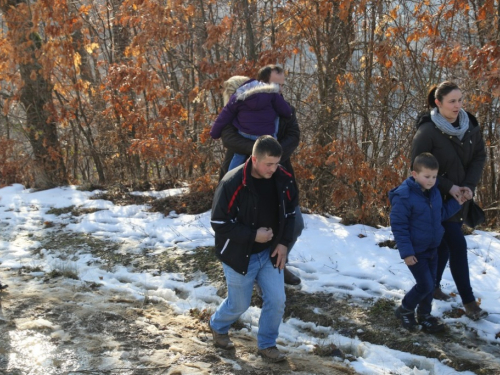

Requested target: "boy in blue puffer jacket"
[{"left": 389, "top": 153, "right": 466, "bottom": 332}]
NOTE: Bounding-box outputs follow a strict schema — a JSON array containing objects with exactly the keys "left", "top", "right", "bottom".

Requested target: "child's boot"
[
  {"left": 417, "top": 314, "right": 445, "bottom": 333},
  {"left": 395, "top": 305, "right": 417, "bottom": 330}
]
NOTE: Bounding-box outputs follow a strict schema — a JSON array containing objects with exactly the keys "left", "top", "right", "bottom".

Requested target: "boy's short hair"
[
  {"left": 257, "top": 65, "right": 284, "bottom": 83},
  {"left": 252, "top": 135, "right": 282, "bottom": 158},
  {"left": 413, "top": 152, "right": 439, "bottom": 172}
]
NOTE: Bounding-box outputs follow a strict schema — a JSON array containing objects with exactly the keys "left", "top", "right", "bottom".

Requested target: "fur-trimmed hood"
[{"left": 235, "top": 79, "right": 280, "bottom": 102}]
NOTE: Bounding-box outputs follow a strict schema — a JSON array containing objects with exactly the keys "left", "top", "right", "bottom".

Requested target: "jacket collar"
[
  {"left": 242, "top": 157, "right": 290, "bottom": 188},
  {"left": 416, "top": 110, "right": 480, "bottom": 131},
  {"left": 235, "top": 79, "right": 280, "bottom": 101}
]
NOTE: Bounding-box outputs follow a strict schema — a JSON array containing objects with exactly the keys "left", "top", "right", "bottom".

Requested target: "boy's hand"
[{"left": 404, "top": 255, "right": 418, "bottom": 266}]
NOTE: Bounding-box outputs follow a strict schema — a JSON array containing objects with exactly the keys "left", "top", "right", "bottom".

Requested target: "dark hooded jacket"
[
  {"left": 411, "top": 111, "right": 486, "bottom": 222},
  {"left": 210, "top": 158, "right": 298, "bottom": 275}
]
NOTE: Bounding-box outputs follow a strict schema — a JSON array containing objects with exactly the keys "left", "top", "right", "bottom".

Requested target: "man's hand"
[
  {"left": 271, "top": 244, "right": 288, "bottom": 270},
  {"left": 404, "top": 255, "right": 418, "bottom": 266},
  {"left": 255, "top": 227, "right": 273, "bottom": 243}
]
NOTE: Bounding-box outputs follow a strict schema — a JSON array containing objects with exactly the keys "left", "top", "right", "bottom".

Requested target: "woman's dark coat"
[{"left": 411, "top": 111, "right": 486, "bottom": 221}]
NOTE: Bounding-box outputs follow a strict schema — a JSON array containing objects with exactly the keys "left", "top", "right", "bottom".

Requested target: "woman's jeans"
[
  {"left": 402, "top": 248, "right": 437, "bottom": 315},
  {"left": 435, "top": 221, "right": 475, "bottom": 304},
  {"left": 209, "top": 248, "right": 286, "bottom": 349}
]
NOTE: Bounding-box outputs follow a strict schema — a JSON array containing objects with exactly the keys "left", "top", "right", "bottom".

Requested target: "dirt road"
[{"left": 0, "top": 269, "right": 354, "bottom": 375}]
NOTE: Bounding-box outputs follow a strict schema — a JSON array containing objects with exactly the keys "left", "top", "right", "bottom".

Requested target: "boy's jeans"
[
  {"left": 209, "top": 248, "right": 286, "bottom": 349},
  {"left": 402, "top": 247, "right": 438, "bottom": 316}
]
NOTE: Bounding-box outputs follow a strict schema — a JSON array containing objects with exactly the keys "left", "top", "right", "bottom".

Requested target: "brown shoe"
[
  {"left": 433, "top": 287, "right": 450, "bottom": 301},
  {"left": 258, "top": 346, "right": 287, "bottom": 362},
  {"left": 208, "top": 322, "right": 234, "bottom": 349},
  {"left": 284, "top": 267, "right": 301, "bottom": 285},
  {"left": 464, "top": 301, "right": 488, "bottom": 321}
]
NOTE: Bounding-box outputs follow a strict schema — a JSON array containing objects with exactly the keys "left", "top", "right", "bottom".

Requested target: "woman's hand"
[
  {"left": 460, "top": 186, "right": 473, "bottom": 201},
  {"left": 449, "top": 185, "right": 467, "bottom": 203}
]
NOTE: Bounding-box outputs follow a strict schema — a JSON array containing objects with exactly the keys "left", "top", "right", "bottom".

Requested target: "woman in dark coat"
[{"left": 411, "top": 81, "right": 487, "bottom": 320}]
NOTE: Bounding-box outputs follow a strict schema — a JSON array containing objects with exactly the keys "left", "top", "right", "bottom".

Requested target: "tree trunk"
[{"left": 1, "top": 0, "right": 68, "bottom": 188}]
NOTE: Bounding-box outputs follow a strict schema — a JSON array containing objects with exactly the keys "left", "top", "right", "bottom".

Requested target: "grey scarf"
[{"left": 431, "top": 108, "right": 469, "bottom": 140}]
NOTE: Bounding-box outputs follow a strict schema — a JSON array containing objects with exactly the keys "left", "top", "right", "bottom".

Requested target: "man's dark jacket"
[
  {"left": 219, "top": 105, "right": 300, "bottom": 182},
  {"left": 411, "top": 111, "right": 486, "bottom": 221},
  {"left": 211, "top": 158, "right": 298, "bottom": 275}
]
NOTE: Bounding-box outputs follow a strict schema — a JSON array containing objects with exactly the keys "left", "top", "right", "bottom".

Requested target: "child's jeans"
[
  {"left": 228, "top": 152, "right": 250, "bottom": 171},
  {"left": 402, "top": 247, "right": 438, "bottom": 316},
  {"left": 228, "top": 118, "right": 279, "bottom": 171}
]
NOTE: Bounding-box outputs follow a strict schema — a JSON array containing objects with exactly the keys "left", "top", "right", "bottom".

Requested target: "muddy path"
[
  {"left": 0, "top": 269, "right": 353, "bottom": 375},
  {"left": 0, "top": 224, "right": 499, "bottom": 374}
]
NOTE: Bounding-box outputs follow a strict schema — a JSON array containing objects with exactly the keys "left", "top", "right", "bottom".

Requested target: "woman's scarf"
[{"left": 431, "top": 108, "right": 469, "bottom": 140}]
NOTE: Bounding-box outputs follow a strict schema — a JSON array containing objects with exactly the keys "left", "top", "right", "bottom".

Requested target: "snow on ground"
[{"left": 1, "top": 184, "right": 499, "bottom": 374}]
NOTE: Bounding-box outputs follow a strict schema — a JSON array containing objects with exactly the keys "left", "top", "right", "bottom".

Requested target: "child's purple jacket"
[{"left": 210, "top": 79, "right": 292, "bottom": 139}]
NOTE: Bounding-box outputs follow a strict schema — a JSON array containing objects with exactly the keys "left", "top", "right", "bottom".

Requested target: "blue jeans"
[
  {"left": 402, "top": 248, "right": 438, "bottom": 316},
  {"left": 435, "top": 221, "right": 475, "bottom": 304},
  {"left": 228, "top": 153, "right": 247, "bottom": 171},
  {"left": 210, "top": 248, "right": 286, "bottom": 349}
]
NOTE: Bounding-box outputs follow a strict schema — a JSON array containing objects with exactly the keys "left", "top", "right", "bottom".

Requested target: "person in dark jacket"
[
  {"left": 219, "top": 65, "right": 303, "bottom": 286},
  {"left": 390, "top": 153, "right": 462, "bottom": 332},
  {"left": 210, "top": 66, "right": 292, "bottom": 171},
  {"left": 208, "top": 136, "right": 297, "bottom": 362},
  {"left": 411, "top": 81, "right": 488, "bottom": 320}
]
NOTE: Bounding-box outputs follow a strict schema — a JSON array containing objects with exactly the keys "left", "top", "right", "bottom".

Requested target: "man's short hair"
[
  {"left": 413, "top": 152, "right": 439, "bottom": 172},
  {"left": 257, "top": 65, "right": 284, "bottom": 83},
  {"left": 252, "top": 135, "right": 282, "bottom": 158}
]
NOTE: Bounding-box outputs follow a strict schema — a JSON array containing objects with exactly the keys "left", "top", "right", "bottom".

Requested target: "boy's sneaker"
[
  {"left": 0, "top": 283, "right": 8, "bottom": 291},
  {"left": 417, "top": 314, "right": 445, "bottom": 333},
  {"left": 395, "top": 305, "right": 417, "bottom": 330},
  {"left": 257, "top": 346, "right": 287, "bottom": 362}
]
